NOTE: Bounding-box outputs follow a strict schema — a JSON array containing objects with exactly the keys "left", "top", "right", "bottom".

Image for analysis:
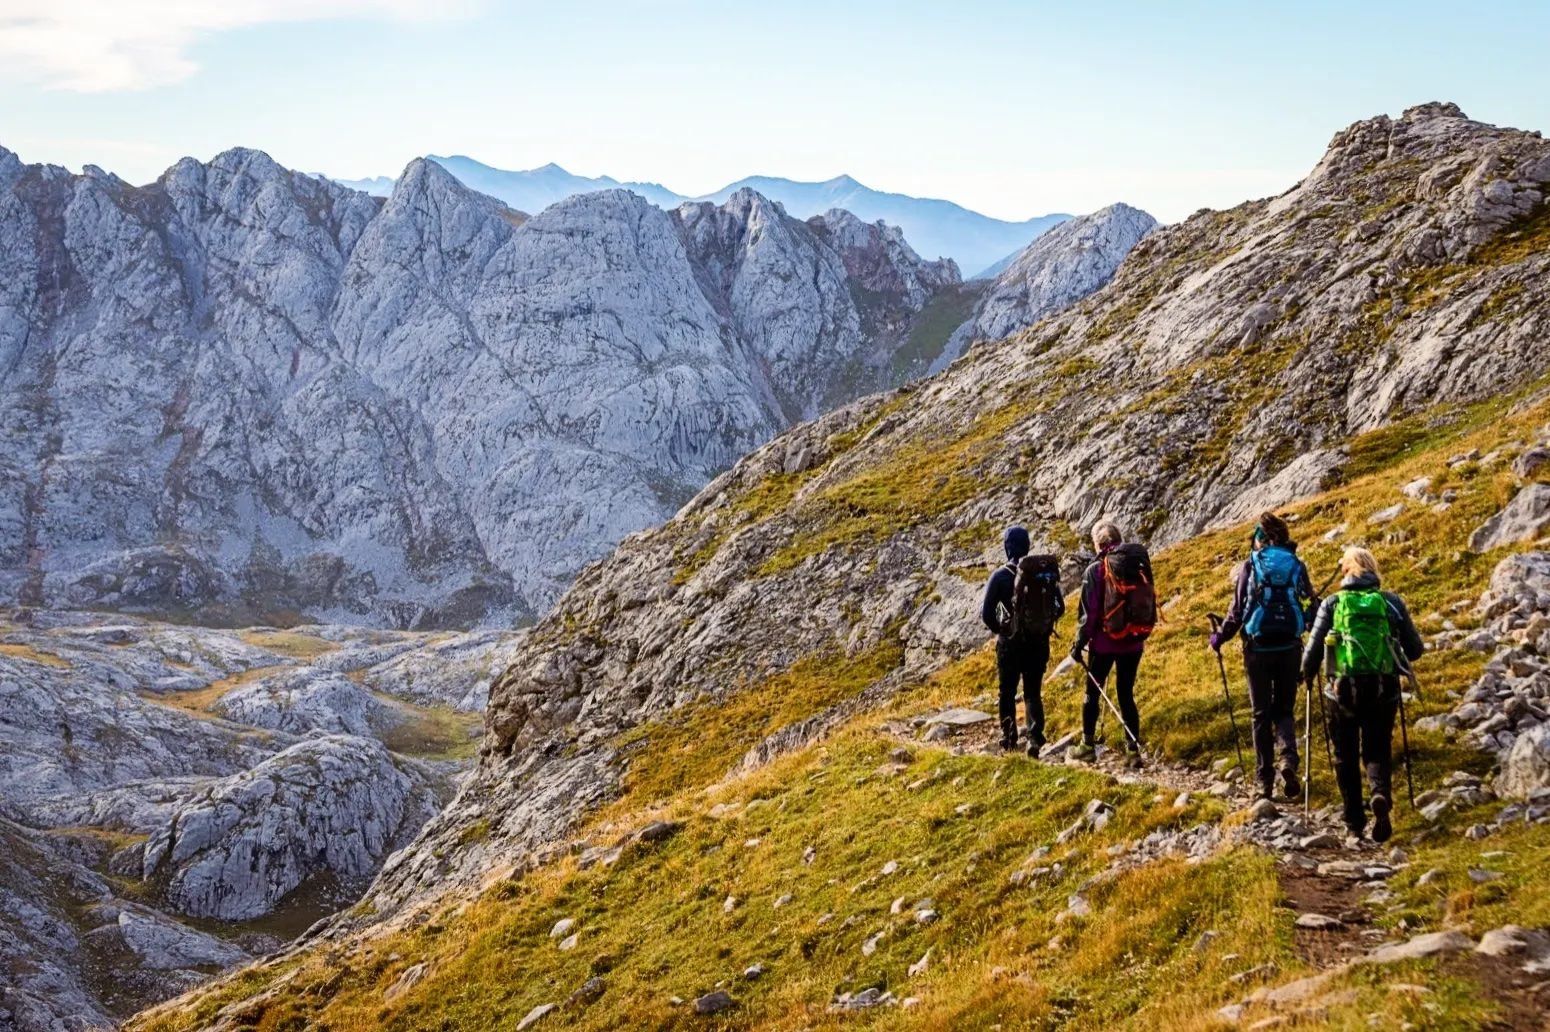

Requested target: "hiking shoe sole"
[
  {"left": 1371, "top": 795, "right": 1392, "bottom": 844},
  {"left": 1282, "top": 773, "right": 1303, "bottom": 802}
]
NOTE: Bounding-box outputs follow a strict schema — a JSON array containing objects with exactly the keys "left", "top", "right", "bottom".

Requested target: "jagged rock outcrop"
[
  {"left": 140, "top": 735, "right": 439, "bottom": 920},
  {"left": 969, "top": 202, "right": 1158, "bottom": 342},
  {"left": 0, "top": 815, "right": 255, "bottom": 1031},
  {"left": 0, "top": 148, "right": 967, "bottom": 627},
  {"left": 927, "top": 201, "right": 1156, "bottom": 374},
  {"left": 1423, "top": 549, "right": 1550, "bottom": 798},
  {"left": 345, "top": 105, "right": 1550, "bottom": 920}
]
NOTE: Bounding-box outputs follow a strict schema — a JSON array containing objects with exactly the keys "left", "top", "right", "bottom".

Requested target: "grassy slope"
[{"left": 136, "top": 385, "right": 1550, "bottom": 1031}]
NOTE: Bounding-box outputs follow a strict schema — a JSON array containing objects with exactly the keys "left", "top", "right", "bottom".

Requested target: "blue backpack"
[{"left": 1242, "top": 546, "right": 1306, "bottom": 649}]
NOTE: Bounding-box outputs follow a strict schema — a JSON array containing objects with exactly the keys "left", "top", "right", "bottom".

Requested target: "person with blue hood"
[{"left": 981, "top": 526, "right": 1064, "bottom": 754}]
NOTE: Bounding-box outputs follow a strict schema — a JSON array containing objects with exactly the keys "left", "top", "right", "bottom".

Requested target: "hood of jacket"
[{"left": 1340, "top": 570, "right": 1381, "bottom": 591}]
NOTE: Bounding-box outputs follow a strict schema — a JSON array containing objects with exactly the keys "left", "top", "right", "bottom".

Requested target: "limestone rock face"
[
  {"left": 1469, "top": 484, "right": 1550, "bottom": 551},
  {"left": 970, "top": 203, "right": 1158, "bottom": 342},
  {"left": 0, "top": 148, "right": 965, "bottom": 627},
  {"left": 141, "top": 735, "right": 439, "bottom": 920}
]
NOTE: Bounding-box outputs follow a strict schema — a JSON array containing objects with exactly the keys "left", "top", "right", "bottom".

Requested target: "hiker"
[
  {"left": 1300, "top": 547, "right": 1424, "bottom": 843},
  {"left": 1208, "top": 512, "right": 1315, "bottom": 801},
  {"left": 980, "top": 526, "right": 1064, "bottom": 755},
  {"left": 1070, "top": 521, "right": 1155, "bottom": 767}
]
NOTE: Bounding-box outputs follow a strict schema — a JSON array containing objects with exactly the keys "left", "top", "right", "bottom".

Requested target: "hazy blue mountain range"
[{"left": 327, "top": 160, "right": 1069, "bottom": 275}]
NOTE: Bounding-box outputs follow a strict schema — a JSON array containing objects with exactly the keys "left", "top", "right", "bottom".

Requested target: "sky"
[{"left": 0, "top": 0, "right": 1545, "bottom": 224}]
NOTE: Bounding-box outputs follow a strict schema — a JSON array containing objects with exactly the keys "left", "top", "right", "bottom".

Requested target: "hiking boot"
[
  {"left": 1123, "top": 747, "right": 1144, "bottom": 769},
  {"left": 1282, "top": 771, "right": 1303, "bottom": 803},
  {"left": 1070, "top": 741, "right": 1097, "bottom": 763},
  {"left": 999, "top": 737, "right": 1018, "bottom": 752},
  {"left": 1370, "top": 795, "right": 1392, "bottom": 844},
  {"left": 1257, "top": 781, "right": 1275, "bottom": 801},
  {"left": 1025, "top": 733, "right": 1045, "bottom": 759}
]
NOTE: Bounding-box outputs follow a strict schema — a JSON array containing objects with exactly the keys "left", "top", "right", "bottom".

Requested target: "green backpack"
[{"left": 1332, "top": 590, "right": 1396, "bottom": 676}]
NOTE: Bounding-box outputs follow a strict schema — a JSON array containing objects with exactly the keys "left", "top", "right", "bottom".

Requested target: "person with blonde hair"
[
  {"left": 1070, "top": 520, "right": 1156, "bottom": 766},
  {"left": 1301, "top": 546, "right": 1424, "bottom": 842}
]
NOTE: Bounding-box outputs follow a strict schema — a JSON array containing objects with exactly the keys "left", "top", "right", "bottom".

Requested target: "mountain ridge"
[
  {"left": 1, "top": 141, "right": 1136, "bottom": 631},
  {"left": 326, "top": 158, "right": 1071, "bottom": 273},
  {"left": 125, "top": 102, "right": 1550, "bottom": 1031}
]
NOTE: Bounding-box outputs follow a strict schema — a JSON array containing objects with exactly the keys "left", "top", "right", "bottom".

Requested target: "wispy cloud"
[{"left": 0, "top": 0, "right": 476, "bottom": 92}]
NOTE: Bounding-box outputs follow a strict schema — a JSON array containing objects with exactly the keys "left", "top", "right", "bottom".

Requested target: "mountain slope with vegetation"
[{"left": 133, "top": 103, "right": 1550, "bottom": 1029}]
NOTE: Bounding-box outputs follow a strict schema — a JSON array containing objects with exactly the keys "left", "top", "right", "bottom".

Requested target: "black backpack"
[{"left": 1008, "top": 554, "right": 1062, "bottom": 641}]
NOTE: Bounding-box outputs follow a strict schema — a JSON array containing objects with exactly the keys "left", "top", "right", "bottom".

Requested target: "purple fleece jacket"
[{"left": 1074, "top": 545, "right": 1146, "bottom": 656}]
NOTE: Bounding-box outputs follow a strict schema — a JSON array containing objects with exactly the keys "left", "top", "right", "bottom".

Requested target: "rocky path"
[{"left": 899, "top": 700, "right": 1550, "bottom": 1027}]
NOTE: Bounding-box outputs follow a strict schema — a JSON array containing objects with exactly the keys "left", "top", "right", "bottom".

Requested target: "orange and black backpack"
[{"left": 1101, "top": 543, "right": 1157, "bottom": 640}]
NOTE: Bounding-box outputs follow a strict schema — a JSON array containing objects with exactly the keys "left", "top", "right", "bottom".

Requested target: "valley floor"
[{"left": 0, "top": 612, "right": 520, "bottom": 1028}]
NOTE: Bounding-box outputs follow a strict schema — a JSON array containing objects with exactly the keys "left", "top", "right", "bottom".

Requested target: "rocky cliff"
[
  {"left": 967, "top": 201, "right": 1158, "bottom": 342},
  {"left": 0, "top": 148, "right": 964, "bottom": 628},
  {"left": 928, "top": 200, "right": 1157, "bottom": 373}
]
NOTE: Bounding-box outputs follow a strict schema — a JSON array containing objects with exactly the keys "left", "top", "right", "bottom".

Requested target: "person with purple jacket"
[{"left": 1069, "top": 520, "right": 1147, "bottom": 766}]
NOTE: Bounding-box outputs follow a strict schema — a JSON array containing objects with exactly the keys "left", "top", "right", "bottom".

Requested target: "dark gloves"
[
  {"left": 1208, "top": 632, "right": 1223, "bottom": 652},
  {"left": 1300, "top": 658, "right": 1320, "bottom": 684},
  {"left": 1069, "top": 640, "right": 1085, "bottom": 664}
]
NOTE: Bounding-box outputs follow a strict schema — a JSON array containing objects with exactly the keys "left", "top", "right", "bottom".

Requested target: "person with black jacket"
[
  {"left": 1301, "top": 547, "right": 1425, "bottom": 843},
  {"left": 981, "top": 526, "right": 1063, "bottom": 755},
  {"left": 1209, "top": 512, "right": 1315, "bottom": 801}
]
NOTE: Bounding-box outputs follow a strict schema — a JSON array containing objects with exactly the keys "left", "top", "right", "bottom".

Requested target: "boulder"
[
  {"left": 923, "top": 707, "right": 995, "bottom": 727},
  {"left": 1498, "top": 724, "right": 1550, "bottom": 799},
  {"left": 1365, "top": 930, "right": 1474, "bottom": 964},
  {"left": 1469, "top": 484, "right": 1550, "bottom": 552}
]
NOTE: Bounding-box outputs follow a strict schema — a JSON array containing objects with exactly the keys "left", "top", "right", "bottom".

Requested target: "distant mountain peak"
[{"left": 326, "top": 160, "right": 1070, "bottom": 271}]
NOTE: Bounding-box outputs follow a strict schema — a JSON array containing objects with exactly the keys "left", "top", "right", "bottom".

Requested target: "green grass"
[
  {"left": 891, "top": 286, "right": 982, "bottom": 379},
  {"left": 376, "top": 697, "right": 483, "bottom": 761},
  {"left": 754, "top": 399, "right": 1036, "bottom": 577}
]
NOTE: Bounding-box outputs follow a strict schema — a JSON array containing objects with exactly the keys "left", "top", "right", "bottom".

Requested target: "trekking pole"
[
  {"left": 1075, "top": 657, "right": 1144, "bottom": 758},
  {"left": 1395, "top": 683, "right": 1417, "bottom": 809},
  {"left": 1302, "top": 675, "right": 1315, "bottom": 816},
  {"left": 1389, "top": 640, "right": 1419, "bottom": 808},
  {"left": 1313, "top": 567, "right": 1341, "bottom": 603},
  {"left": 1205, "top": 614, "right": 1247, "bottom": 775}
]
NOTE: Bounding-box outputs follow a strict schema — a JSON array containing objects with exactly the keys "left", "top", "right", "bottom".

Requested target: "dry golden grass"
[{"left": 0, "top": 642, "right": 71, "bottom": 668}]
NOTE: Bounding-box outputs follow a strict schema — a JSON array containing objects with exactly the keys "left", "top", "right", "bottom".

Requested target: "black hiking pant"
[
  {"left": 997, "top": 636, "right": 1049, "bottom": 745},
  {"left": 1326, "top": 675, "right": 1398, "bottom": 832},
  {"left": 1244, "top": 647, "right": 1301, "bottom": 789},
  {"left": 1082, "top": 651, "right": 1142, "bottom": 748}
]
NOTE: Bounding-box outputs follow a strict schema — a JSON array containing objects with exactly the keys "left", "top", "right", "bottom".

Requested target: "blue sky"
[{"left": 1, "top": 0, "right": 1544, "bottom": 222}]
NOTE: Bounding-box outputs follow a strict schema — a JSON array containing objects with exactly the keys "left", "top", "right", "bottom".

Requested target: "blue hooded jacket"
[{"left": 981, "top": 526, "right": 1031, "bottom": 637}]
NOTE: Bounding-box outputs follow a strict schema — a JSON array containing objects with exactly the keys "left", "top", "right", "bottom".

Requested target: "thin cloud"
[{"left": 0, "top": 0, "right": 477, "bottom": 92}]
